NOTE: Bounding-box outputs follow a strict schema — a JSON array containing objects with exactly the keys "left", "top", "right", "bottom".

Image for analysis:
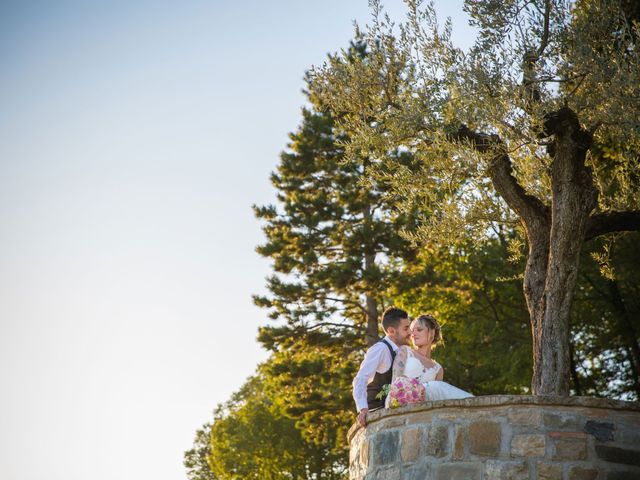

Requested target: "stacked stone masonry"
[{"left": 348, "top": 395, "right": 640, "bottom": 480}]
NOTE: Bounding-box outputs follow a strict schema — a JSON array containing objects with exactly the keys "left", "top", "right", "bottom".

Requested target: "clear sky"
[{"left": 0, "top": 2, "right": 475, "bottom": 479}]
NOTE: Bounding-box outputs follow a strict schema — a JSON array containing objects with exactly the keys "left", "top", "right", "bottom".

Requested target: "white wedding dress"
[{"left": 387, "top": 346, "right": 473, "bottom": 407}]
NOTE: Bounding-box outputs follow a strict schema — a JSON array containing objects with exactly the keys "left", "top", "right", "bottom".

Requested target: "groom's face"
[{"left": 390, "top": 318, "right": 411, "bottom": 346}]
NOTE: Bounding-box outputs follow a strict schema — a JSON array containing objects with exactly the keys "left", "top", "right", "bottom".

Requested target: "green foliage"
[
  {"left": 309, "top": 0, "right": 640, "bottom": 250},
  {"left": 393, "top": 238, "right": 533, "bottom": 396},
  {"left": 184, "top": 423, "right": 217, "bottom": 480},
  {"left": 259, "top": 339, "right": 358, "bottom": 460},
  {"left": 208, "top": 375, "right": 344, "bottom": 480},
  {"left": 571, "top": 233, "right": 640, "bottom": 400}
]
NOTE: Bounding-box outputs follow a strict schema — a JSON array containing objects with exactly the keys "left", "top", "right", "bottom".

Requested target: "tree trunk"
[
  {"left": 523, "top": 226, "right": 550, "bottom": 393},
  {"left": 365, "top": 293, "right": 379, "bottom": 347},
  {"left": 528, "top": 108, "right": 597, "bottom": 395},
  {"left": 454, "top": 106, "right": 640, "bottom": 396},
  {"left": 362, "top": 174, "right": 380, "bottom": 347}
]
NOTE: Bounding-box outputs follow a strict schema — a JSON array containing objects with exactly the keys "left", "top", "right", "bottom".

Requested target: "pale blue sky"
[{"left": 0, "top": 2, "right": 474, "bottom": 479}]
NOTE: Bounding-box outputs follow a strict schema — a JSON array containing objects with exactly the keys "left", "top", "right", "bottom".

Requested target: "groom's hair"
[{"left": 382, "top": 307, "right": 408, "bottom": 332}]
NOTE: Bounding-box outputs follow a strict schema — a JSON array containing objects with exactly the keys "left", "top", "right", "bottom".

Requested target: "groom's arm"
[
  {"left": 356, "top": 408, "right": 369, "bottom": 427},
  {"left": 352, "top": 343, "right": 386, "bottom": 425}
]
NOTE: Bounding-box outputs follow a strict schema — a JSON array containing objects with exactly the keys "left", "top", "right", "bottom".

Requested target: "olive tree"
[{"left": 309, "top": 0, "right": 640, "bottom": 395}]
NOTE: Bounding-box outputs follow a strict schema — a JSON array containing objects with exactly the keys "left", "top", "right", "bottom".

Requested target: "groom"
[{"left": 352, "top": 307, "right": 411, "bottom": 427}]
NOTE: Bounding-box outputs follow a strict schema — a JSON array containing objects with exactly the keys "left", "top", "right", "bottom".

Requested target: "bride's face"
[{"left": 410, "top": 320, "right": 434, "bottom": 347}]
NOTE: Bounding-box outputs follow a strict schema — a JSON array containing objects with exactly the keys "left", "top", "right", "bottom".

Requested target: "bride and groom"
[{"left": 352, "top": 307, "right": 472, "bottom": 427}]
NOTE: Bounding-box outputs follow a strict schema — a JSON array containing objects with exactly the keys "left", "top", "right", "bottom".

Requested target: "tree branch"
[
  {"left": 522, "top": 0, "right": 552, "bottom": 111},
  {"left": 537, "top": 0, "right": 551, "bottom": 57},
  {"left": 585, "top": 211, "right": 640, "bottom": 240},
  {"left": 453, "top": 125, "right": 549, "bottom": 230},
  {"left": 306, "top": 322, "right": 359, "bottom": 331}
]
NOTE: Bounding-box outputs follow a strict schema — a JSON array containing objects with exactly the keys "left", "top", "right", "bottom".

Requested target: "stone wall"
[{"left": 348, "top": 395, "right": 640, "bottom": 480}]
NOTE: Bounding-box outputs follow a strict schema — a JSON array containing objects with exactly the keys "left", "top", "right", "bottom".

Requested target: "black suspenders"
[{"left": 381, "top": 338, "right": 396, "bottom": 363}]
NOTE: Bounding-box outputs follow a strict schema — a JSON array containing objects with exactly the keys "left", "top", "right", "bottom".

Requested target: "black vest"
[{"left": 366, "top": 339, "right": 396, "bottom": 410}]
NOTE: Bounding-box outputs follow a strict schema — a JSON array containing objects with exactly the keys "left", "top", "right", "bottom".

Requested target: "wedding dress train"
[{"left": 388, "top": 346, "right": 473, "bottom": 406}]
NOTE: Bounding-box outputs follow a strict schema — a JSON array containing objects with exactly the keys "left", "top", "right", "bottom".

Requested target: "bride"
[{"left": 387, "top": 314, "right": 473, "bottom": 405}]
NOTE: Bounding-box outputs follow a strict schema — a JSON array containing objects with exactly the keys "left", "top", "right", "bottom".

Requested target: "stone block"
[
  {"left": 618, "top": 428, "right": 640, "bottom": 447},
  {"left": 551, "top": 432, "right": 587, "bottom": 460},
  {"left": 380, "top": 416, "right": 408, "bottom": 429},
  {"left": 435, "top": 462, "right": 482, "bottom": 480},
  {"left": 373, "top": 466, "right": 402, "bottom": 479},
  {"left": 368, "top": 416, "right": 406, "bottom": 435},
  {"left": 485, "top": 460, "right": 529, "bottom": 480},
  {"left": 425, "top": 424, "right": 449, "bottom": 458},
  {"left": 469, "top": 421, "right": 501, "bottom": 456},
  {"left": 350, "top": 441, "right": 359, "bottom": 465},
  {"left": 401, "top": 427, "right": 422, "bottom": 463},
  {"left": 402, "top": 463, "right": 431, "bottom": 480},
  {"left": 584, "top": 420, "right": 615, "bottom": 442},
  {"left": 568, "top": 466, "right": 599, "bottom": 480},
  {"left": 595, "top": 445, "right": 640, "bottom": 467},
  {"left": 405, "top": 411, "right": 435, "bottom": 426},
  {"left": 578, "top": 406, "right": 610, "bottom": 419},
  {"left": 360, "top": 439, "right": 370, "bottom": 468},
  {"left": 453, "top": 425, "right": 464, "bottom": 460},
  {"left": 536, "top": 461, "right": 562, "bottom": 480},
  {"left": 606, "top": 471, "right": 640, "bottom": 480},
  {"left": 508, "top": 407, "right": 542, "bottom": 427},
  {"left": 544, "top": 412, "right": 583, "bottom": 431},
  {"left": 612, "top": 411, "right": 640, "bottom": 428},
  {"left": 371, "top": 430, "right": 399, "bottom": 465},
  {"left": 435, "top": 411, "right": 467, "bottom": 421},
  {"left": 511, "top": 434, "right": 546, "bottom": 457}
]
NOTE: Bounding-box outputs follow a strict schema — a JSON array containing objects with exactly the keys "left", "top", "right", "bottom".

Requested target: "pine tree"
[
  {"left": 253, "top": 41, "right": 420, "bottom": 455},
  {"left": 184, "top": 423, "right": 217, "bottom": 480},
  {"left": 208, "top": 375, "right": 343, "bottom": 479}
]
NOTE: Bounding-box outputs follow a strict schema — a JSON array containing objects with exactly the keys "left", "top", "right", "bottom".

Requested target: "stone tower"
[{"left": 348, "top": 395, "right": 640, "bottom": 479}]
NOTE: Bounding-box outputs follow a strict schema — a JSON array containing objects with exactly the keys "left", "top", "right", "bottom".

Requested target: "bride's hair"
[{"left": 414, "top": 314, "right": 444, "bottom": 347}]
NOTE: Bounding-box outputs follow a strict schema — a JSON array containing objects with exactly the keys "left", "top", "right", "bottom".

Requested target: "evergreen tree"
[
  {"left": 208, "top": 375, "right": 343, "bottom": 480},
  {"left": 184, "top": 423, "right": 217, "bottom": 480},
  {"left": 254, "top": 93, "right": 418, "bottom": 347},
  {"left": 253, "top": 41, "right": 420, "bottom": 455}
]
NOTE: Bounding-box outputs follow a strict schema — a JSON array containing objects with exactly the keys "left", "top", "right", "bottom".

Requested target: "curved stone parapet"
[{"left": 348, "top": 395, "right": 640, "bottom": 480}]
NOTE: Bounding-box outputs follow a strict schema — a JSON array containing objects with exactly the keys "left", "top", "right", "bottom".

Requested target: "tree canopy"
[
  {"left": 308, "top": 0, "right": 640, "bottom": 395},
  {"left": 208, "top": 375, "right": 344, "bottom": 480}
]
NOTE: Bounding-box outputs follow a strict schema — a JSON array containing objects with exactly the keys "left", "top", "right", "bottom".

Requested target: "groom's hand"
[{"left": 357, "top": 408, "right": 369, "bottom": 427}]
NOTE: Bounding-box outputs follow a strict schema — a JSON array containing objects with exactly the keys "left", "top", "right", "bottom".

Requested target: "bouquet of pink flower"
[{"left": 387, "top": 377, "right": 425, "bottom": 408}]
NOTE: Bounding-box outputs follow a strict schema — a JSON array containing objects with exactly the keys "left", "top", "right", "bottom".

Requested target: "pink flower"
[{"left": 388, "top": 377, "right": 426, "bottom": 408}]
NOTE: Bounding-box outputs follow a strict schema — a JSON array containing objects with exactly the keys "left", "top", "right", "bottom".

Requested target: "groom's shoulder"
[{"left": 365, "top": 340, "right": 387, "bottom": 353}]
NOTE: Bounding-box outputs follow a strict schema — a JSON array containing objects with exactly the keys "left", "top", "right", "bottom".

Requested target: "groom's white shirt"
[{"left": 352, "top": 335, "right": 399, "bottom": 412}]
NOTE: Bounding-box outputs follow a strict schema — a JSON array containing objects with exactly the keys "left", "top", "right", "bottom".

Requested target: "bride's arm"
[
  {"left": 392, "top": 346, "right": 409, "bottom": 379},
  {"left": 436, "top": 364, "right": 444, "bottom": 381}
]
